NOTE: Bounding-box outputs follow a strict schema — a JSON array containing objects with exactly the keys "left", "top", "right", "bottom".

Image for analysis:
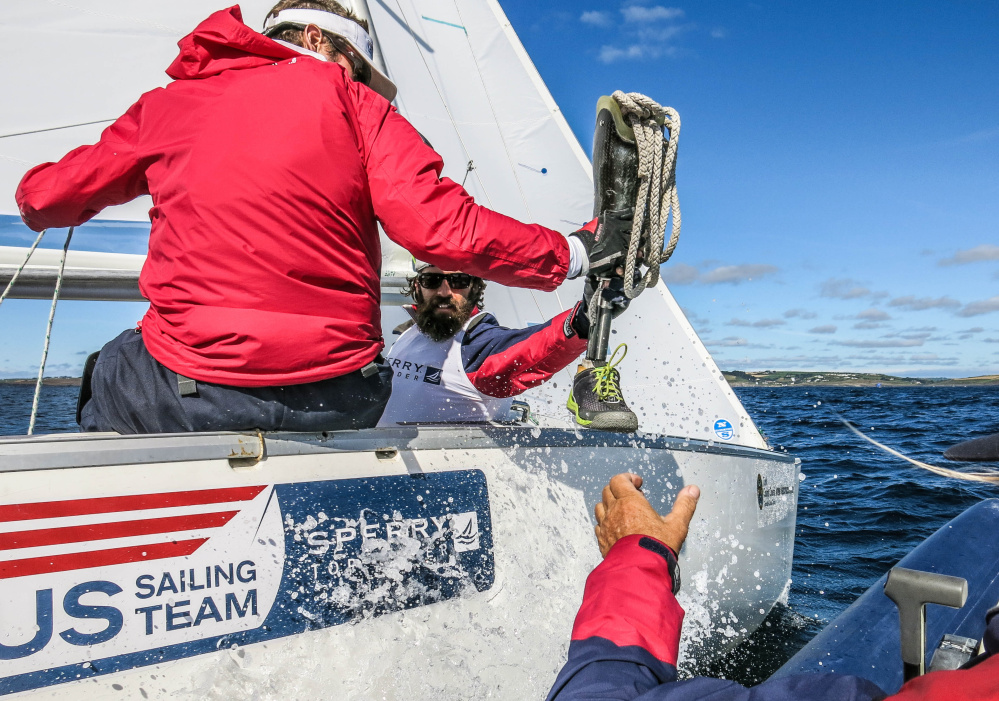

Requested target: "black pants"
[{"left": 79, "top": 329, "right": 392, "bottom": 434}]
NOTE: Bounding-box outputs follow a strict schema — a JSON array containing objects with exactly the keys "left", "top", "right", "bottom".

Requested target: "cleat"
[{"left": 567, "top": 344, "right": 638, "bottom": 432}]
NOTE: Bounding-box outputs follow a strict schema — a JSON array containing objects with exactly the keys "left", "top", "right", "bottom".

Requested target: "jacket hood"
[{"left": 167, "top": 6, "right": 300, "bottom": 80}]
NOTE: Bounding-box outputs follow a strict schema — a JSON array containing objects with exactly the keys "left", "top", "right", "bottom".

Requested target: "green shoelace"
[{"left": 593, "top": 343, "right": 628, "bottom": 403}]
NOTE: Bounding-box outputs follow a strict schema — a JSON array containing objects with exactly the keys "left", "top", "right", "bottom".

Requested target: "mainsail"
[{"left": 0, "top": 0, "right": 765, "bottom": 448}]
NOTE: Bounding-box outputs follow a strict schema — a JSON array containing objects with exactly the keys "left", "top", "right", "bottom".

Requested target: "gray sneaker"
[{"left": 566, "top": 344, "right": 638, "bottom": 432}]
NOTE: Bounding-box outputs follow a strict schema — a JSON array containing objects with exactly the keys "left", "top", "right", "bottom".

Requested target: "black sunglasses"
[
  {"left": 324, "top": 32, "right": 371, "bottom": 86},
  {"left": 417, "top": 272, "right": 473, "bottom": 290}
]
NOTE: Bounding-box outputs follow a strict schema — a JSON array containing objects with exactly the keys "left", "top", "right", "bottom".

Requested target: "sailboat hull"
[{"left": 0, "top": 427, "right": 797, "bottom": 699}]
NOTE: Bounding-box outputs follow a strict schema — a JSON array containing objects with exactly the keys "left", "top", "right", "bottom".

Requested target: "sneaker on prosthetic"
[{"left": 566, "top": 344, "right": 639, "bottom": 432}]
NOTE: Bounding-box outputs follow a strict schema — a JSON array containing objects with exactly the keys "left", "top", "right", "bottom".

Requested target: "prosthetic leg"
[{"left": 566, "top": 97, "right": 642, "bottom": 432}]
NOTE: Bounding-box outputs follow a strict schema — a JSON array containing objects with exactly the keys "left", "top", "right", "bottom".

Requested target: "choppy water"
[{"left": 1, "top": 384, "right": 997, "bottom": 687}]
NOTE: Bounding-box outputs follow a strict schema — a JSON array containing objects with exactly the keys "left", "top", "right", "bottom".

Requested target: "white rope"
[
  {"left": 0, "top": 228, "right": 47, "bottom": 309},
  {"left": 611, "top": 91, "right": 681, "bottom": 300},
  {"left": 28, "top": 227, "right": 74, "bottom": 436},
  {"left": 839, "top": 416, "right": 999, "bottom": 485}
]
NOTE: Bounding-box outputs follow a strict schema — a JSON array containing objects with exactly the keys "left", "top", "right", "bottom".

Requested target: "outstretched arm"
[
  {"left": 461, "top": 307, "right": 588, "bottom": 398},
  {"left": 16, "top": 100, "right": 149, "bottom": 231},
  {"left": 360, "top": 97, "right": 572, "bottom": 291},
  {"left": 548, "top": 475, "right": 890, "bottom": 701},
  {"left": 547, "top": 476, "right": 698, "bottom": 701}
]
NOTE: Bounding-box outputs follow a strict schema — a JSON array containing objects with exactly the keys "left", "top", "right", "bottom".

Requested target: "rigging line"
[
  {"left": 28, "top": 227, "right": 74, "bottom": 436},
  {"left": 0, "top": 229, "right": 47, "bottom": 309},
  {"left": 0, "top": 119, "right": 115, "bottom": 140},
  {"left": 389, "top": 0, "right": 492, "bottom": 208},
  {"left": 834, "top": 410, "right": 999, "bottom": 485},
  {"left": 452, "top": 0, "right": 534, "bottom": 222}
]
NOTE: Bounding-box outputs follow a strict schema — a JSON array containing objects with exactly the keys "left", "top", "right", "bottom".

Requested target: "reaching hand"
[
  {"left": 593, "top": 473, "right": 700, "bottom": 557},
  {"left": 569, "top": 208, "right": 634, "bottom": 278}
]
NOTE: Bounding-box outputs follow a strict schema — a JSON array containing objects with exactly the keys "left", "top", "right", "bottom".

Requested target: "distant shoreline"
[
  {"left": 723, "top": 371, "right": 999, "bottom": 388},
  {"left": 0, "top": 377, "right": 81, "bottom": 387}
]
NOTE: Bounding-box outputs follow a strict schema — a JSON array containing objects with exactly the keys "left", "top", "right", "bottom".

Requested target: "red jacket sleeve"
[
  {"left": 15, "top": 100, "right": 149, "bottom": 232},
  {"left": 462, "top": 307, "right": 587, "bottom": 398},
  {"left": 358, "top": 94, "right": 570, "bottom": 291}
]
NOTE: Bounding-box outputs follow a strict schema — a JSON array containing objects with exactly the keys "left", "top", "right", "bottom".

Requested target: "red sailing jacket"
[{"left": 15, "top": 6, "right": 570, "bottom": 387}]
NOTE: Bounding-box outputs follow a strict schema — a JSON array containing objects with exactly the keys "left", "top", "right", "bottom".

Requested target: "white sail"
[{"left": 0, "top": 1, "right": 275, "bottom": 221}]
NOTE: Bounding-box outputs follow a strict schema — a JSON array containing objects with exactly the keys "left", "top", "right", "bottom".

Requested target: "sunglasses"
[
  {"left": 324, "top": 33, "right": 371, "bottom": 86},
  {"left": 417, "top": 272, "right": 473, "bottom": 290}
]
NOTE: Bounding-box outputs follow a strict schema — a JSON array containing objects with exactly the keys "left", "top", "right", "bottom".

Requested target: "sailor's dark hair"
[
  {"left": 403, "top": 274, "right": 486, "bottom": 311},
  {"left": 264, "top": 0, "right": 369, "bottom": 39}
]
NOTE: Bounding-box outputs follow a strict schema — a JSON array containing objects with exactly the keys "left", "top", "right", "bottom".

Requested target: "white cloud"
[
  {"left": 580, "top": 10, "right": 613, "bottom": 27},
  {"left": 727, "top": 318, "right": 786, "bottom": 328},
  {"left": 938, "top": 244, "right": 999, "bottom": 266},
  {"left": 907, "top": 354, "right": 959, "bottom": 366},
  {"left": 705, "top": 336, "right": 748, "bottom": 347},
  {"left": 710, "top": 27, "right": 727, "bottom": 39},
  {"left": 819, "top": 278, "right": 870, "bottom": 300},
  {"left": 957, "top": 296, "right": 999, "bottom": 317},
  {"left": 784, "top": 308, "right": 817, "bottom": 319},
  {"left": 699, "top": 264, "right": 778, "bottom": 285},
  {"left": 889, "top": 295, "right": 961, "bottom": 311},
  {"left": 856, "top": 308, "right": 891, "bottom": 321},
  {"left": 834, "top": 338, "right": 925, "bottom": 348},
  {"left": 621, "top": 5, "right": 684, "bottom": 22},
  {"left": 853, "top": 321, "right": 888, "bottom": 330},
  {"left": 809, "top": 325, "right": 837, "bottom": 334},
  {"left": 662, "top": 263, "right": 700, "bottom": 285}
]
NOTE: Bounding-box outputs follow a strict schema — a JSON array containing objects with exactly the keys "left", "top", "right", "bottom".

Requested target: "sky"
[{"left": 1, "top": 0, "right": 997, "bottom": 378}]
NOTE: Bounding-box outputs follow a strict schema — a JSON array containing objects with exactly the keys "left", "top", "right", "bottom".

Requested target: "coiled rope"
[{"left": 611, "top": 90, "right": 681, "bottom": 300}]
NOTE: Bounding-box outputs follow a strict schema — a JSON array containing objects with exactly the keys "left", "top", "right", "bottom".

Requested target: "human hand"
[
  {"left": 593, "top": 473, "right": 700, "bottom": 558},
  {"left": 582, "top": 271, "right": 641, "bottom": 320},
  {"left": 569, "top": 208, "right": 634, "bottom": 278}
]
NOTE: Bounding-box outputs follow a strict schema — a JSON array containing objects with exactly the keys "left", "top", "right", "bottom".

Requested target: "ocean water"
[{"left": 1, "top": 384, "right": 997, "bottom": 686}]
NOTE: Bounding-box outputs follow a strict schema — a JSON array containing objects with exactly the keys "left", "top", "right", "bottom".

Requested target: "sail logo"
[
  {"left": 451, "top": 512, "right": 480, "bottom": 552},
  {"left": 713, "top": 418, "right": 734, "bottom": 440},
  {"left": 423, "top": 366, "right": 442, "bottom": 384}
]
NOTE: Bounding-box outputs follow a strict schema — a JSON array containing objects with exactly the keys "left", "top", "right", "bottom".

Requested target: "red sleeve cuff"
[{"left": 570, "top": 534, "right": 685, "bottom": 666}]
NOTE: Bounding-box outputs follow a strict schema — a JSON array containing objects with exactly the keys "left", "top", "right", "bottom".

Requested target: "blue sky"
[{"left": 1, "top": 0, "right": 997, "bottom": 378}]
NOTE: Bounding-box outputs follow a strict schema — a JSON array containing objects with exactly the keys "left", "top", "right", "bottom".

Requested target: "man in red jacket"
[{"left": 15, "top": 0, "right": 620, "bottom": 434}]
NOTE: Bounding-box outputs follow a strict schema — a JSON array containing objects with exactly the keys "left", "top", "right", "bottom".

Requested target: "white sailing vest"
[{"left": 377, "top": 313, "right": 515, "bottom": 426}]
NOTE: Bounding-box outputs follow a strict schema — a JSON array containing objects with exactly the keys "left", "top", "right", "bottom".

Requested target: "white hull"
[{"left": 0, "top": 427, "right": 797, "bottom": 699}]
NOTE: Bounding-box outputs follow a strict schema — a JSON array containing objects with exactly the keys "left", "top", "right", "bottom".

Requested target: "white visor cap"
[{"left": 263, "top": 8, "right": 397, "bottom": 102}]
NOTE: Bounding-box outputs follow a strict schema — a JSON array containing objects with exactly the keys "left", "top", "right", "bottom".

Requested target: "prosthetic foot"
[{"left": 567, "top": 344, "right": 638, "bottom": 432}]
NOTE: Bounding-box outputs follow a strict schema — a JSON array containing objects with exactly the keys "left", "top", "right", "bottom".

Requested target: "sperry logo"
[
  {"left": 423, "top": 366, "right": 442, "bottom": 385},
  {"left": 451, "top": 512, "right": 480, "bottom": 552}
]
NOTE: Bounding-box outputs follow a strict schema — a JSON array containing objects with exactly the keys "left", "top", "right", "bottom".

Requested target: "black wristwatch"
[{"left": 638, "top": 536, "right": 681, "bottom": 595}]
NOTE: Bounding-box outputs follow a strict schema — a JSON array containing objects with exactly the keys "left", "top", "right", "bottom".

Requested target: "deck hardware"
[
  {"left": 884, "top": 566, "right": 967, "bottom": 681},
  {"left": 229, "top": 432, "right": 265, "bottom": 469}
]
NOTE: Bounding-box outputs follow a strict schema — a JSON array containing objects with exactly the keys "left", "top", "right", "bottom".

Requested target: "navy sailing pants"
[{"left": 79, "top": 329, "right": 393, "bottom": 434}]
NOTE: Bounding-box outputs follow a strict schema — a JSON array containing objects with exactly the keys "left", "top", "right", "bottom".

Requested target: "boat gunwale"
[{"left": 0, "top": 425, "right": 797, "bottom": 473}]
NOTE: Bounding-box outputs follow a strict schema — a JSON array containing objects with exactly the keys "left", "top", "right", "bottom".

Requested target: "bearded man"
[{"left": 377, "top": 265, "right": 638, "bottom": 430}]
